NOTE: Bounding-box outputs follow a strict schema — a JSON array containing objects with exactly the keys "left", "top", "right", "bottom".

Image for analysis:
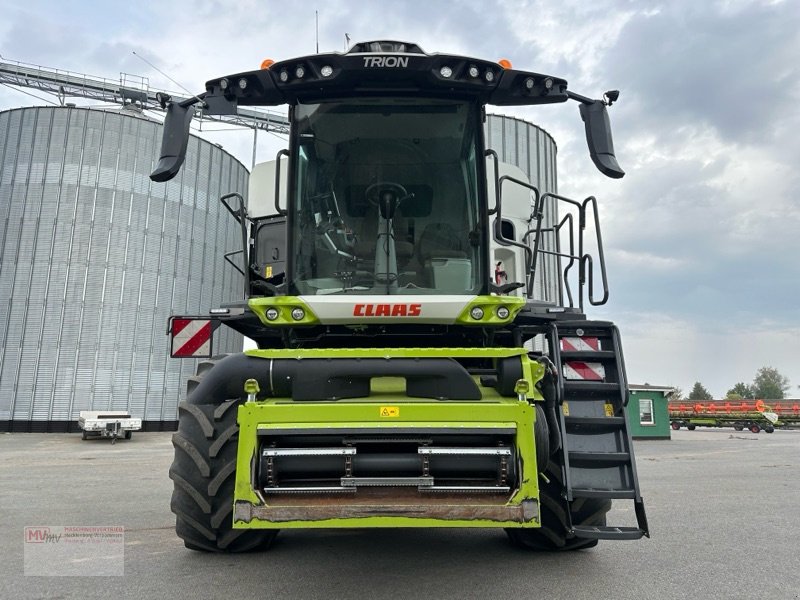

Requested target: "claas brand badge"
[{"left": 353, "top": 303, "right": 422, "bottom": 317}]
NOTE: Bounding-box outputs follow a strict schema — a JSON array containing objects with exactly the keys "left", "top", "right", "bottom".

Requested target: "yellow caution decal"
[
  {"left": 562, "top": 402, "right": 570, "bottom": 416},
  {"left": 380, "top": 406, "right": 400, "bottom": 418},
  {"left": 604, "top": 403, "right": 614, "bottom": 417}
]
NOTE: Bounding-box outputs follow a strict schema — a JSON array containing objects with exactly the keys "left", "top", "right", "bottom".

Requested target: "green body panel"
[
  {"left": 248, "top": 295, "right": 525, "bottom": 327},
  {"left": 244, "top": 346, "right": 534, "bottom": 361},
  {"left": 248, "top": 296, "right": 319, "bottom": 326},
  {"left": 455, "top": 296, "right": 526, "bottom": 326},
  {"left": 232, "top": 349, "right": 546, "bottom": 529}
]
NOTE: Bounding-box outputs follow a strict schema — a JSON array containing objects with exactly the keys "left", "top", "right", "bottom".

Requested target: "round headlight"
[
  {"left": 470, "top": 307, "right": 484, "bottom": 320},
  {"left": 440, "top": 66, "right": 453, "bottom": 78},
  {"left": 485, "top": 70, "right": 495, "bottom": 82},
  {"left": 295, "top": 66, "right": 305, "bottom": 79},
  {"left": 525, "top": 77, "right": 535, "bottom": 90},
  {"left": 265, "top": 308, "right": 279, "bottom": 321},
  {"left": 219, "top": 78, "right": 229, "bottom": 90},
  {"left": 544, "top": 77, "right": 554, "bottom": 90},
  {"left": 238, "top": 78, "right": 248, "bottom": 90},
  {"left": 468, "top": 65, "right": 479, "bottom": 78},
  {"left": 496, "top": 306, "right": 511, "bottom": 319},
  {"left": 291, "top": 307, "right": 306, "bottom": 321},
  {"left": 279, "top": 70, "right": 289, "bottom": 82},
  {"left": 321, "top": 65, "right": 333, "bottom": 77}
]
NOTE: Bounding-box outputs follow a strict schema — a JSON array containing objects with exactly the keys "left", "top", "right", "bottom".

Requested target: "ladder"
[{"left": 549, "top": 320, "right": 649, "bottom": 540}]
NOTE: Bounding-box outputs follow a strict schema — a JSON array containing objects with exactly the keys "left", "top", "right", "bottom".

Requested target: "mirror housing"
[
  {"left": 579, "top": 100, "right": 625, "bottom": 179},
  {"left": 150, "top": 103, "right": 194, "bottom": 182}
]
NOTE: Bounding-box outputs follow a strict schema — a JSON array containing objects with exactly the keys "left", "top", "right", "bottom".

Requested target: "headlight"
[
  {"left": 470, "top": 307, "right": 484, "bottom": 320},
  {"left": 265, "top": 308, "right": 279, "bottom": 321},
  {"left": 291, "top": 307, "right": 306, "bottom": 321},
  {"left": 496, "top": 306, "right": 511, "bottom": 319}
]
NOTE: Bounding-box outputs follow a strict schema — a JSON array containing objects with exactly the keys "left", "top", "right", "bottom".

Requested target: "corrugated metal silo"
[
  {"left": 485, "top": 114, "right": 560, "bottom": 304},
  {"left": 0, "top": 106, "right": 246, "bottom": 431}
]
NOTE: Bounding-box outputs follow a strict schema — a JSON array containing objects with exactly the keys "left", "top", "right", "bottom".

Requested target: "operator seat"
[{"left": 416, "top": 222, "right": 471, "bottom": 291}]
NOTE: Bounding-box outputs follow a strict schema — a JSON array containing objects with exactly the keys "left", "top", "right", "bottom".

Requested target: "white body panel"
[
  {"left": 248, "top": 160, "right": 287, "bottom": 218},
  {"left": 301, "top": 295, "right": 475, "bottom": 325}
]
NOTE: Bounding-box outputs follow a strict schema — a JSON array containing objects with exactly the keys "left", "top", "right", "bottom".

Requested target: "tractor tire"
[
  {"left": 505, "top": 459, "right": 610, "bottom": 551},
  {"left": 764, "top": 424, "right": 775, "bottom": 434},
  {"left": 169, "top": 356, "right": 278, "bottom": 553},
  {"left": 687, "top": 424, "right": 696, "bottom": 431},
  {"left": 749, "top": 424, "right": 761, "bottom": 434}
]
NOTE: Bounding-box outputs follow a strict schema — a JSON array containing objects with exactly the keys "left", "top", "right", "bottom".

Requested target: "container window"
[{"left": 639, "top": 398, "right": 654, "bottom": 426}]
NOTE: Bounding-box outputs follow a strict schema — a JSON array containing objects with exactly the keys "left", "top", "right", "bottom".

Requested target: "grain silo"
[
  {"left": 0, "top": 105, "right": 246, "bottom": 431},
  {"left": 485, "top": 114, "right": 559, "bottom": 303}
]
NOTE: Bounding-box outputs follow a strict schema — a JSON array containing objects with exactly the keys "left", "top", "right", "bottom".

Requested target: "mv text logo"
[{"left": 25, "top": 527, "right": 61, "bottom": 543}]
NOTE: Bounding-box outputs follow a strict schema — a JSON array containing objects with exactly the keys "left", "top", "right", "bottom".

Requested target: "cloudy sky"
[{"left": 1, "top": 0, "right": 798, "bottom": 398}]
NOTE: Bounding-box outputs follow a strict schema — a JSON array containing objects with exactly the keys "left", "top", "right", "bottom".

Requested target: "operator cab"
[{"left": 290, "top": 98, "right": 485, "bottom": 296}]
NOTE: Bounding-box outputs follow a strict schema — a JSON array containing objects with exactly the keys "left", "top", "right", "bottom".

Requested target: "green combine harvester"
[{"left": 152, "top": 40, "right": 649, "bottom": 552}]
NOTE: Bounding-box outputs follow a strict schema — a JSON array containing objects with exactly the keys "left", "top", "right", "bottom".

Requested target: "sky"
[{"left": 1, "top": 0, "right": 798, "bottom": 398}]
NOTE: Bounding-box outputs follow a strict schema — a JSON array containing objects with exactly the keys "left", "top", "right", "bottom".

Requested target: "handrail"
[
  {"left": 274, "top": 149, "right": 289, "bottom": 216},
  {"left": 582, "top": 196, "right": 609, "bottom": 307},
  {"left": 220, "top": 192, "right": 250, "bottom": 298},
  {"left": 521, "top": 193, "right": 608, "bottom": 311},
  {"left": 496, "top": 175, "right": 540, "bottom": 297}
]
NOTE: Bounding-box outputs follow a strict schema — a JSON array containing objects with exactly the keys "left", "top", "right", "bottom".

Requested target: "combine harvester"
[
  {"left": 152, "top": 41, "right": 649, "bottom": 552},
  {"left": 669, "top": 400, "right": 787, "bottom": 433}
]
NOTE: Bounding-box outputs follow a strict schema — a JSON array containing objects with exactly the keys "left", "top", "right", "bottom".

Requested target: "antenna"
[
  {"left": 131, "top": 51, "right": 204, "bottom": 106},
  {"left": 344, "top": 32, "right": 351, "bottom": 51},
  {"left": 315, "top": 10, "right": 319, "bottom": 53}
]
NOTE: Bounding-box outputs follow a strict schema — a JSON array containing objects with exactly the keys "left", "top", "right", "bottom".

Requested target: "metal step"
[
  {"left": 568, "top": 451, "right": 631, "bottom": 465},
  {"left": 571, "top": 525, "right": 644, "bottom": 540},
  {"left": 563, "top": 381, "right": 621, "bottom": 394},
  {"left": 571, "top": 487, "right": 636, "bottom": 499},
  {"left": 560, "top": 350, "right": 616, "bottom": 360},
  {"left": 565, "top": 416, "right": 625, "bottom": 428}
]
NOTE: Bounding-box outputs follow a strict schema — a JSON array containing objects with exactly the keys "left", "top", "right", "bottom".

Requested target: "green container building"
[{"left": 627, "top": 384, "right": 675, "bottom": 439}]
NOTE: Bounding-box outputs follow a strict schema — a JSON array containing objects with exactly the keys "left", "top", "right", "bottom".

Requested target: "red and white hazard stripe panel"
[
  {"left": 561, "top": 337, "right": 601, "bottom": 352},
  {"left": 561, "top": 336, "right": 605, "bottom": 380},
  {"left": 563, "top": 361, "right": 606, "bottom": 381},
  {"left": 171, "top": 318, "right": 213, "bottom": 358}
]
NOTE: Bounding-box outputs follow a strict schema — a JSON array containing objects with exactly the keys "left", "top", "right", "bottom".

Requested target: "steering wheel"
[
  {"left": 365, "top": 182, "right": 410, "bottom": 220},
  {"left": 366, "top": 181, "right": 409, "bottom": 202}
]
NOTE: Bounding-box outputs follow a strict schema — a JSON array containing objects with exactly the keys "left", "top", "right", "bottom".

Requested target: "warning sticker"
[
  {"left": 562, "top": 402, "right": 570, "bottom": 416},
  {"left": 604, "top": 403, "right": 614, "bottom": 417},
  {"left": 379, "top": 406, "right": 400, "bottom": 418}
]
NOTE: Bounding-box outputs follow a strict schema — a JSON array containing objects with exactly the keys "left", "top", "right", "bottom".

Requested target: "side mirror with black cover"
[{"left": 150, "top": 103, "right": 194, "bottom": 182}]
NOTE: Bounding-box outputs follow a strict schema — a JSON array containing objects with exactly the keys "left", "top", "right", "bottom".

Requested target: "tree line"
[{"left": 673, "top": 367, "right": 791, "bottom": 401}]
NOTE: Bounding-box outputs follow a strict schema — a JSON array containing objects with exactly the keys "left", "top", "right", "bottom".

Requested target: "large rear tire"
[
  {"left": 506, "top": 459, "right": 610, "bottom": 551},
  {"left": 170, "top": 357, "right": 278, "bottom": 552}
]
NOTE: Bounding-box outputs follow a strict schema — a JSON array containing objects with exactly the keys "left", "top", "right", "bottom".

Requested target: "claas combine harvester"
[{"left": 152, "top": 40, "right": 649, "bottom": 552}]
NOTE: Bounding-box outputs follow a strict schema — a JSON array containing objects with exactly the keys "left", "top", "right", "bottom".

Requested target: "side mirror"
[
  {"left": 579, "top": 100, "right": 624, "bottom": 179},
  {"left": 150, "top": 103, "right": 194, "bottom": 182}
]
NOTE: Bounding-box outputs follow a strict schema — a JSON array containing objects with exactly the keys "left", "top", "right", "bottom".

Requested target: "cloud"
[{"left": 2, "top": 0, "right": 798, "bottom": 398}]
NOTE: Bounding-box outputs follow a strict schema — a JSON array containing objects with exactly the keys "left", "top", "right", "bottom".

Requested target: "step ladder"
[{"left": 549, "top": 320, "right": 650, "bottom": 540}]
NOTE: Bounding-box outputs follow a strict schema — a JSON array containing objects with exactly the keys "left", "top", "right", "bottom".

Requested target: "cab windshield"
[{"left": 289, "top": 98, "right": 484, "bottom": 296}]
